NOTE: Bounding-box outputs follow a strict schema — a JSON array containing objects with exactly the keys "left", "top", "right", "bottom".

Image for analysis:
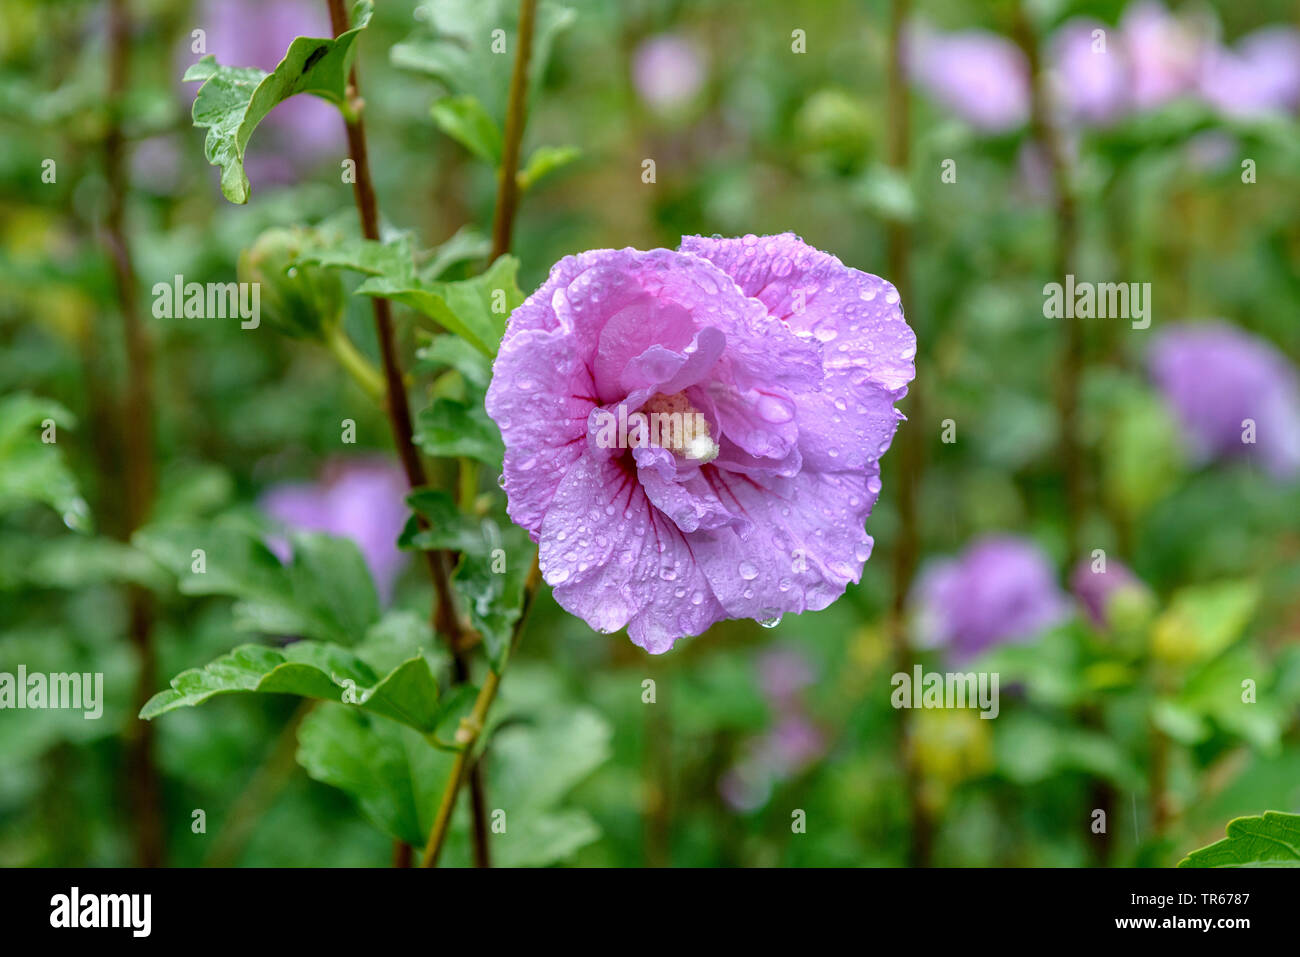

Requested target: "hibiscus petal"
[
  {"left": 538, "top": 453, "right": 728, "bottom": 652},
  {"left": 692, "top": 466, "right": 879, "bottom": 620},
  {"left": 680, "top": 233, "right": 915, "bottom": 472}
]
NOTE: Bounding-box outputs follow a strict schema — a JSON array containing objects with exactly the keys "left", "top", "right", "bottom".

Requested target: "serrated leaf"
[
  {"left": 403, "top": 491, "right": 533, "bottom": 670},
  {"left": 296, "top": 704, "right": 451, "bottom": 846},
  {"left": 132, "top": 522, "right": 379, "bottom": 646},
  {"left": 518, "top": 144, "right": 579, "bottom": 190},
  {"left": 1178, "top": 811, "right": 1300, "bottom": 867},
  {"left": 184, "top": 0, "right": 374, "bottom": 203},
  {"left": 140, "top": 639, "right": 451, "bottom": 735},
  {"left": 416, "top": 334, "right": 493, "bottom": 390},
  {"left": 356, "top": 254, "right": 524, "bottom": 356},
  {"left": 296, "top": 667, "right": 609, "bottom": 864},
  {"left": 297, "top": 233, "right": 417, "bottom": 281},
  {"left": 414, "top": 397, "right": 504, "bottom": 467},
  {"left": 400, "top": 489, "right": 485, "bottom": 554},
  {"left": 431, "top": 95, "right": 501, "bottom": 164},
  {"left": 418, "top": 225, "right": 491, "bottom": 281}
]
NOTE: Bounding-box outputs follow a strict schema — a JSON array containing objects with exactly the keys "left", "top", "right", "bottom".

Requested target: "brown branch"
[
  {"left": 1013, "top": 6, "right": 1083, "bottom": 562},
  {"left": 1014, "top": 5, "right": 1116, "bottom": 865},
  {"left": 489, "top": 0, "right": 537, "bottom": 261},
  {"left": 325, "top": 0, "right": 491, "bottom": 867},
  {"left": 104, "top": 0, "right": 164, "bottom": 869},
  {"left": 884, "top": 0, "right": 933, "bottom": 868}
]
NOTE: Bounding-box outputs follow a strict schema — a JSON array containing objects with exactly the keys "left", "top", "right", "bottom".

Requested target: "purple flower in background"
[
  {"left": 1070, "top": 558, "right": 1140, "bottom": 628},
  {"left": 912, "top": 536, "right": 1070, "bottom": 660},
  {"left": 906, "top": 21, "right": 1030, "bottom": 133},
  {"left": 758, "top": 646, "right": 816, "bottom": 706},
  {"left": 632, "top": 34, "right": 705, "bottom": 112},
  {"left": 261, "top": 459, "right": 411, "bottom": 602},
  {"left": 1199, "top": 27, "right": 1300, "bottom": 119},
  {"left": 1147, "top": 322, "right": 1300, "bottom": 479},
  {"left": 721, "top": 648, "right": 827, "bottom": 812},
  {"left": 184, "top": 0, "right": 342, "bottom": 185},
  {"left": 1120, "top": 1, "right": 1211, "bottom": 110},
  {"left": 486, "top": 235, "right": 915, "bottom": 653},
  {"left": 1048, "top": 19, "right": 1130, "bottom": 126}
]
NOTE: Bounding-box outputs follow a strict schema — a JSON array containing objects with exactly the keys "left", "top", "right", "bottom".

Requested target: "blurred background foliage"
[{"left": 1, "top": 0, "right": 1298, "bottom": 867}]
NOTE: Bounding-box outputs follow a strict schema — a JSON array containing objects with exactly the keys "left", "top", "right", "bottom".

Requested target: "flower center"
[{"left": 638, "top": 391, "right": 718, "bottom": 463}]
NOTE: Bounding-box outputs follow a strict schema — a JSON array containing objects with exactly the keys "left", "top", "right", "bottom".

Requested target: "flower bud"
[{"left": 237, "top": 227, "right": 344, "bottom": 341}]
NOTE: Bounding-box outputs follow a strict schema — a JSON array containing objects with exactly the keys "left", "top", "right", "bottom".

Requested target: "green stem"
[
  {"left": 884, "top": 0, "right": 932, "bottom": 869},
  {"left": 324, "top": 323, "right": 386, "bottom": 402},
  {"left": 489, "top": 0, "right": 537, "bottom": 262},
  {"left": 325, "top": 0, "right": 491, "bottom": 866},
  {"left": 421, "top": 555, "right": 541, "bottom": 867}
]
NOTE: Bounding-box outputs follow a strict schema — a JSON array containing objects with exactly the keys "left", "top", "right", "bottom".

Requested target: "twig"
[
  {"left": 325, "top": 0, "right": 491, "bottom": 866},
  {"left": 422, "top": 555, "right": 541, "bottom": 867},
  {"left": 1014, "top": 5, "right": 1115, "bottom": 864},
  {"left": 884, "top": 0, "right": 933, "bottom": 868},
  {"left": 1013, "top": 6, "right": 1083, "bottom": 561},
  {"left": 489, "top": 0, "right": 537, "bottom": 262},
  {"left": 104, "top": 0, "right": 165, "bottom": 868}
]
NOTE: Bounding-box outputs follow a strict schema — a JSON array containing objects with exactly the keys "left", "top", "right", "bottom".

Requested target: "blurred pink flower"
[
  {"left": 1120, "top": 0, "right": 1212, "bottom": 110},
  {"left": 912, "top": 535, "right": 1070, "bottom": 660},
  {"left": 1070, "top": 558, "right": 1140, "bottom": 628},
  {"left": 632, "top": 34, "right": 706, "bottom": 112},
  {"left": 1147, "top": 321, "right": 1300, "bottom": 479},
  {"left": 1199, "top": 27, "right": 1300, "bottom": 118},
  {"left": 260, "top": 458, "right": 410, "bottom": 603},
  {"left": 907, "top": 21, "right": 1030, "bottom": 133},
  {"left": 1048, "top": 19, "right": 1130, "bottom": 126},
  {"left": 758, "top": 646, "right": 816, "bottom": 706}
]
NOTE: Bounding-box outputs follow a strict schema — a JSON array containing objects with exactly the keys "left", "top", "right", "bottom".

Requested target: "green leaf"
[
  {"left": 356, "top": 254, "right": 524, "bottom": 356},
  {"left": 1169, "top": 646, "right": 1284, "bottom": 752},
  {"left": 296, "top": 704, "right": 452, "bottom": 847},
  {"left": 296, "top": 665, "right": 609, "bottom": 863},
  {"left": 400, "top": 489, "right": 485, "bottom": 554},
  {"left": 132, "top": 522, "right": 380, "bottom": 646},
  {"left": 403, "top": 491, "right": 534, "bottom": 670},
  {"left": 518, "top": 144, "right": 580, "bottom": 190},
  {"left": 1152, "top": 579, "right": 1260, "bottom": 665},
  {"left": 0, "top": 392, "right": 89, "bottom": 529},
  {"left": 295, "top": 229, "right": 509, "bottom": 351},
  {"left": 431, "top": 95, "right": 502, "bottom": 164},
  {"left": 140, "top": 639, "right": 453, "bottom": 735},
  {"left": 418, "top": 225, "right": 491, "bottom": 281},
  {"left": 416, "top": 334, "right": 493, "bottom": 390},
  {"left": 297, "top": 233, "right": 417, "bottom": 280},
  {"left": 184, "top": 0, "right": 373, "bottom": 203},
  {"left": 393, "top": 1, "right": 575, "bottom": 124},
  {"left": 1178, "top": 811, "right": 1300, "bottom": 867},
  {"left": 1101, "top": 388, "right": 1185, "bottom": 519},
  {"left": 414, "top": 397, "right": 504, "bottom": 467},
  {"left": 0, "top": 535, "right": 167, "bottom": 591}
]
